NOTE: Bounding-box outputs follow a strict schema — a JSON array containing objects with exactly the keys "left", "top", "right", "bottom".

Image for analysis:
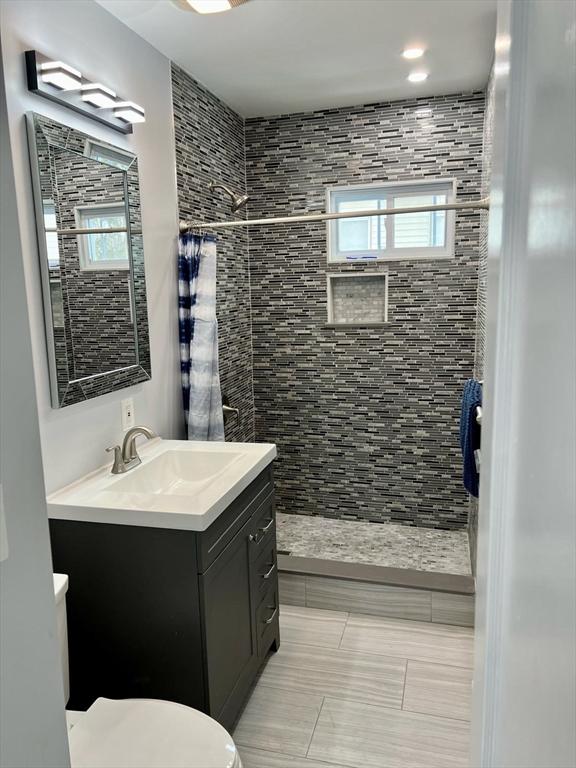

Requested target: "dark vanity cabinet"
[{"left": 49, "top": 466, "right": 279, "bottom": 730}]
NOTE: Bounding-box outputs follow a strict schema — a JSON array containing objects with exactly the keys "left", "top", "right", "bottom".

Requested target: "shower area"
[{"left": 172, "top": 66, "right": 492, "bottom": 598}]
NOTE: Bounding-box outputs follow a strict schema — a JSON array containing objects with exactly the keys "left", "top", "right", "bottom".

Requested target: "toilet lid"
[{"left": 68, "top": 698, "right": 240, "bottom": 768}]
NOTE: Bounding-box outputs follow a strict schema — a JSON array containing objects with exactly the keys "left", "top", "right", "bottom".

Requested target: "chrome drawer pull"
[
  {"left": 262, "top": 563, "right": 276, "bottom": 580},
  {"left": 264, "top": 607, "right": 278, "bottom": 625},
  {"left": 260, "top": 518, "right": 274, "bottom": 534}
]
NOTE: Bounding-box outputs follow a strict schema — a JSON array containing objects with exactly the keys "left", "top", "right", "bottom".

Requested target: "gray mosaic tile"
[
  {"left": 245, "top": 92, "right": 486, "bottom": 530},
  {"left": 171, "top": 68, "right": 490, "bottom": 536},
  {"left": 172, "top": 64, "right": 255, "bottom": 442},
  {"left": 419, "top": 529, "right": 472, "bottom": 576},
  {"left": 277, "top": 512, "right": 471, "bottom": 575}
]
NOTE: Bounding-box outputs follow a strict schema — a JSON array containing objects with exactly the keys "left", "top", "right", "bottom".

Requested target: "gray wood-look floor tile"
[
  {"left": 403, "top": 660, "right": 473, "bottom": 721},
  {"left": 279, "top": 573, "right": 306, "bottom": 606},
  {"left": 431, "top": 592, "right": 475, "bottom": 627},
  {"left": 238, "top": 746, "right": 348, "bottom": 768},
  {"left": 306, "top": 576, "right": 431, "bottom": 621},
  {"left": 341, "top": 615, "right": 474, "bottom": 668},
  {"left": 260, "top": 640, "right": 406, "bottom": 708},
  {"left": 308, "top": 697, "right": 470, "bottom": 768},
  {"left": 232, "top": 685, "right": 323, "bottom": 757},
  {"left": 279, "top": 604, "right": 348, "bottom": 648}
]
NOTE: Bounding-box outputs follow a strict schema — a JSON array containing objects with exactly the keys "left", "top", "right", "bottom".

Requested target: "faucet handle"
[{"left": 106, "top": 445, "right": 125, "bottom": 475}]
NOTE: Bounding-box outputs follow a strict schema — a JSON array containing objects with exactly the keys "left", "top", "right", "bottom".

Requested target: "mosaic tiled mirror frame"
[{"left": 26, "top": 113, "right": 150, "bottom": 408}]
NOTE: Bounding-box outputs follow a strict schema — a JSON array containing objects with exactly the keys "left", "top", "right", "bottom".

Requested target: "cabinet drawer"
[
  {"left": 256, "top": 581, "right": 279, "bottom": 658},
  {"left": 197, "top": 467, "right": 273, "bottom": 573},
  {"left": 248, "top": 495, "right": 276, "bottom": 559},
  {"left": 252, "top": 537, "right": 277, "bottom": 604}
]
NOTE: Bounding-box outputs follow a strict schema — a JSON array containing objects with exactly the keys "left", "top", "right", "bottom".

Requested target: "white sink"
[
  {"left": 47, "top": 439, "right": 277, "bottom": 531},
  {"left": 112, "top": 449, "right": 244, "bottom": 495}
]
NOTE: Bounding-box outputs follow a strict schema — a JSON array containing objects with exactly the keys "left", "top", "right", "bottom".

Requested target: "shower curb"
[
  {"left": 278, "top": 554, "right": 475, "bottom": 594},
  {"left": 278, "top": 555, "right": 475, "bottom": 627}
]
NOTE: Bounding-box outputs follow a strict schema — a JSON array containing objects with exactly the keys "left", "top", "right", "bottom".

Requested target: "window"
[
  {"left": 43, "top": 201, "right": 60, "bottom": 268},
  {"left": 84, "top": 139, "right": 133, "bottom": 170},
  {"left": 75, "top": 203, "right": 130, "bottom": 271},
  {"left": 327, "top": 179, "right": 456, "bottom": 262}
]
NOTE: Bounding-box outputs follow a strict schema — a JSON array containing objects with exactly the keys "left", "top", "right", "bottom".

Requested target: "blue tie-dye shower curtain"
[{"left": 178, "top": 233, "right": 225, "bottom": 441}]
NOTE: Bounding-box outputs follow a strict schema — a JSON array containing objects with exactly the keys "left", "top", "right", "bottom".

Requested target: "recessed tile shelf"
[{"left": 327, "top": 272, "right": 388, "bottom": 325}]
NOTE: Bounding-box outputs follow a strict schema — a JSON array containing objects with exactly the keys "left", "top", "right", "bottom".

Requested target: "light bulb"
[
  {"left": 40, "top": 61, "right": 82, "bottom": 90},
  {"left": 408, "top": 72, "right": 429, "bottom": 83},
  {"left": 81, "top": 84, "right": 117, "bottom": 108},
  {"left": 113, "top": 101, "right": 146, "bottom": 124}
]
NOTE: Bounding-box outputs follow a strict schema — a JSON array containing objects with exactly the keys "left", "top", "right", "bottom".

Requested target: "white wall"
[
  {"left": 0, "top": 0, "right": 182, "bottom": 494},
  {"left": 0, "top": 43, "right": 70, "bottom": 768},
  {"left": 472, "top": 0, "right": 576, "bottom": 765}
]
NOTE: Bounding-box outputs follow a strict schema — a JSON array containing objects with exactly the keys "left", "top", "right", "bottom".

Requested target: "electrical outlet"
[{"left": 121, "top": 398, "right": 135, "bottom": 431}]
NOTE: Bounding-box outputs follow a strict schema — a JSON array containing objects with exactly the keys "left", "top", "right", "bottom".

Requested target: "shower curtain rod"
[{"left": 180, "top": 198, "right": 490, "bottom": 232}]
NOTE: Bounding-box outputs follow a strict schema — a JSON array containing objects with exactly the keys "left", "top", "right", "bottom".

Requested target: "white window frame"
[
  {"left": 326, "top": 178, "right": 457, "bottom": 263},
  {"left": 83, "top": 139, "right": 134, "bottom": 170},
  {"left": 74, "top": 202, "right": 130, "bottom": 271},
  {"left": 327, "top": 271, "right": 389, "bottom": 326}
]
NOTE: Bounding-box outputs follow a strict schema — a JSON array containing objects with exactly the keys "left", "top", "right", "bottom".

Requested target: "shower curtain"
[{"left": 178, "top": 233, "right": 225, "bottom": 441}]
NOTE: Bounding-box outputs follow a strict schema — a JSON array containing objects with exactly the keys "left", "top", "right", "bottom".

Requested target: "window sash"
[{"left": 74, "top": 204, "right": 130, "bottom": 271}]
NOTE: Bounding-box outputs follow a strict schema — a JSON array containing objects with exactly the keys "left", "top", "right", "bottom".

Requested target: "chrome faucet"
[{"left": 106, "top": 425, "right": 157, "bottom": 474}]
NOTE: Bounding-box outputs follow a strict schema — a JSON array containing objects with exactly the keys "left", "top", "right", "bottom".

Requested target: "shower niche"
[{"left": 327, "top": 271, "right": 388, "bottom": 326}]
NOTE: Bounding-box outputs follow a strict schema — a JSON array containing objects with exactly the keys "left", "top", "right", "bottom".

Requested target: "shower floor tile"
[{"left": 276, "top": 513, "right": 471, "bottom": 576}]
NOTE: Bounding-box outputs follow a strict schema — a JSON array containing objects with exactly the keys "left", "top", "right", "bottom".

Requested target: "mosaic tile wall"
[
  {"left": 52, "top": 151, "right": 136, "bottom": 379},
  {"left": 171, "top": 64, "right": 255, "bottom": 442},
  {"left": 469, "top": 69, "right": 496, "bottom": 567},
  {"left": 245, "top": 92, "right": 486, "bottom": 529}
]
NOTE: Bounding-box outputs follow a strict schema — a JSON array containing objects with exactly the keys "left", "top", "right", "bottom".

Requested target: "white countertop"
[{"left": 47, "top": 438, "right": 276, "bottom": 532}]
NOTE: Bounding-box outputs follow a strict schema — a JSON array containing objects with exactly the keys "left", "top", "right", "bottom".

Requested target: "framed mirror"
[{"left": 26, "top": 113, "right": 151, "bottom": 408}]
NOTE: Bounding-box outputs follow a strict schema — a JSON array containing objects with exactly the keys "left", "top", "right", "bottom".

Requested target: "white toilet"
[{"left": 53, "top": 574, "right": 242, "bottom": 768}]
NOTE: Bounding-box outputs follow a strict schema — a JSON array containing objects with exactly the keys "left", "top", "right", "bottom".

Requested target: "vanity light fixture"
[
  {"left": 402, "top": 47, "right": 425, "bottom": 60},
  {"left": 25, "top": 50, "right": 145, "bottom": 134},
  {"left": 81, "top": 83, "right": 117, "bottom": 108},
  {"left": 408, "top": 71, "right": 429, "bottom": 83},
  {"left": 26, "top": 50, "right": 145, "bottom": 133},
  {"left": 113, "top": 101, "right": 146, "bottom": 124},
  {"left": 173, "top": 0, "right": 250, "bottom": 13},
  {"left": 40, "top": 60, "right": 82, "bottom": 90}
]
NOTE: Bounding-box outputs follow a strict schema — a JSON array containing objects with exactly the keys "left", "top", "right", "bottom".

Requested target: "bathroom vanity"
[{"left": 48, "top": 440, "right": 278, "bottom": 730}]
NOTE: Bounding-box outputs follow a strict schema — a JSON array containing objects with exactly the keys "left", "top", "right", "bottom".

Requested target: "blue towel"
[{"left": 460, "top": 379, "right": 483, "bottom": 497}]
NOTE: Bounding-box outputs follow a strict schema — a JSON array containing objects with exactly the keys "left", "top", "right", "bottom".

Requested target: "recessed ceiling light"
[
  {"left": 187, "top": 0, "right": 231, "bottom": 11},
  {"left": 402, "top": 47, "right": 425, "bottom": 60},
  {"left": 174, "top": 0, "right": 250, "bottom": 13},
  {"left": 81, "top": 83, "right": 117, "bottom": 108},
  {"left": 408, "top": 71, "right": 429, "bottom": 83},
  {"left": 40, "top": 61, "right": 82, "bottom": 91},
  {"left": 113, "top": 101, "right": 146, "bottom": 124}
]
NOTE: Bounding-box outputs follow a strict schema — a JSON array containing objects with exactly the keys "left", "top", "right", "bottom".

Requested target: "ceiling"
[{"left": 96, "top": 0, "right": 497, "bottom": 118}]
